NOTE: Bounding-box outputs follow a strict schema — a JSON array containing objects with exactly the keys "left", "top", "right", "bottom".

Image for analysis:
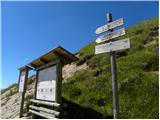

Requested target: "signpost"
[
  {"left": 95, "top": 18, "right": 124, "bottom": 34},
  {"left": 95, "top": 28, "right": 125, "bottom": 44},
  {"left": 18, "top": 66, "right": 30, "bottom": 118},
  {"left": 95, "top": 13, "right": 130, "bottom": 119}
]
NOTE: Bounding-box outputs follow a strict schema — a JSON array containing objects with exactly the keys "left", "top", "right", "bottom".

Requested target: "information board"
[
  {"left": 18, "top": 71, "right": 26, "bottom": 92},
  {"left": 36, "top": 65, "right": 57, "bottom": 101}
]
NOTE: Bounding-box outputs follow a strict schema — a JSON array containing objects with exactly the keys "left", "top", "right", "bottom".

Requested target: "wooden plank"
[
  {"left": 30, "top": 99, "right": 60, "bottom": 107},
  {"left": 29, "top": 109, "right": 55, "bottom": 119},
  {"left": 95, "top": 18, "right": 124, "bottom": 34},
  {"left": 95, "top": 38, "right": 130, "bottom": 54},
  {"left": 95, "top": 28, "right": 125, "bottom": 43},
  {"left": 29, "top": 105, "right": 60, "bottom": 116}
]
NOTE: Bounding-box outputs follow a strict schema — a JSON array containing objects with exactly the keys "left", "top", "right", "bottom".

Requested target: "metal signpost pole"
[{"left": 107, "top": 13, "right": 119, "bottom": 119}]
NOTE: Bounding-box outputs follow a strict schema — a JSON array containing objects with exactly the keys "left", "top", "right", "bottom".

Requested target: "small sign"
[
  {"left": 95, "top": 38, "right": 130, "bottom": 54},
  {"left": 95, "top": 18, "right": 124, "bottom": 34},
  {"left": 36, "top": 65, "right": 57, "bottom": 101},
  {"left": 18, "top": 71, "right": 26, "bottom": 92},
  {"left": 95, "top": 28, "right": 125, "bottom": 44}
]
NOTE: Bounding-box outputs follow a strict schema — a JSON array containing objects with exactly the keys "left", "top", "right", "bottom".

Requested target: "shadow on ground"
[{"left": 60, "top": 97, "right": 113, "bottom": 119}]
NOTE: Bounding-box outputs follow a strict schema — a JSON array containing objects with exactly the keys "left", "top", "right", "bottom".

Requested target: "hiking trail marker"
[
  {"left": 95, "top": 38, "right": 130, "bottom": 54},
  {"left": 95, "top": 13, "right": 130, "bottom": 119},
  {"left": 95, "top": 28, "right": 126, "bottom": 44},
  {"left": 18, "top": 46, "right": 78, "bottom": 118},
  {"left": 95, "top": 18, "right": 124, "bottom": 34}
]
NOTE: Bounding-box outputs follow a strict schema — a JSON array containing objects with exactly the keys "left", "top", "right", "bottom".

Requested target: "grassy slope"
[{"left": 62, "top": 17, "right": 159, "bottom": 119}]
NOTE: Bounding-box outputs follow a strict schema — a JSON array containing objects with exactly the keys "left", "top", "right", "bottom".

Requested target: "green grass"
[{"left": 62, "top": 17, "right": 159, "bottom": 118}]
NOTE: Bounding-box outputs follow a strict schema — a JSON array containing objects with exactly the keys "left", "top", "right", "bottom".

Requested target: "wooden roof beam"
[
  {"left": 39, "top": 58, "right": 49, "bottom": 64},
  {"left": 53, "top": 51, "right": 72, "bottom": 63}
]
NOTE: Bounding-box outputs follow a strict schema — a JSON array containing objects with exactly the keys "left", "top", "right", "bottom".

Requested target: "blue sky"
[{"left": 1, "top": 1, "right": 158, "bottom": 89}]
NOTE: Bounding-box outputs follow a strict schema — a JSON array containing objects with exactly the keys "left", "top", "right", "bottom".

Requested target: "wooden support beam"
[
  {"left": 55, "top": 62, "right": 62, "bottom": 103},
  {"left": 30, "top": 99, "right": 60, "bottom": 107},
  {"left": 29, "top": 105, "right": 60, "bottom": 116},
  {"left": 29, "top": 109, "right": 55, "bottom": 119}
]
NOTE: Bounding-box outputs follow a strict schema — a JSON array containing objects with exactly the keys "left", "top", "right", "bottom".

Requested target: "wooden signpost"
[
  {"left": 95, "top": 13, "right": 130, "bottom": 119},
  {"left": 18, "top": 66, "right": 30, "bottom": 118}
]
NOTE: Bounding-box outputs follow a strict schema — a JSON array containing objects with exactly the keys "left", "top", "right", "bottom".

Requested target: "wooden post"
[
  {"left": 107, "top": 13, "right": 119, "bottom": 119},
  {"left": 55, "top": 60, "right": 62, "bottom": 118},
  {"left": 18, "top": 66, "right": 29, "bottom": 118},
  {"left": 31, "top": 69, "right": 38, "bottom": 119}
]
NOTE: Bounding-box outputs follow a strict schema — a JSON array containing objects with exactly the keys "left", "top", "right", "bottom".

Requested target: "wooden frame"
[{"left": 34, "top": 58, "right": 62, "bottom": 103}]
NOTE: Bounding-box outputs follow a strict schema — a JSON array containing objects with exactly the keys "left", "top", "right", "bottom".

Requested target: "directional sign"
[
  {"left": 95, "top": 28, "right": 125, "bottom": 44},
  {"left": 95, "top": 18, "right": 124, "bottom": 34},
  {"left": 95, "top": 38, "right": 130, "bottom": 54}
]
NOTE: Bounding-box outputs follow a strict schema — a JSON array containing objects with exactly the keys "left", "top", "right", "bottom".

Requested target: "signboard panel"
[
  {"left": 36, "top": 65, "right": 57, "bottom": 101},
  {"left": 95, "top": 28, "right": 125, "bottom": 43},
  {"left": 95, "top": 18, "right": 124, "bottom": 34},
  {"left": 95, "top": 38, "right": 130, "bottom": 54},
  {"left": 18, "top": 71, "right": 26, "bottom": 92}
]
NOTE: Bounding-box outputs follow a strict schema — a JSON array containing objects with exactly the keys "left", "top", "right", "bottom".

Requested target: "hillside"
[
  {"left": 1, "top": 17, "right": 159, "bottom": 119},
  {"left": 62, "top": 17, "right": 159, "bottom": 119}
]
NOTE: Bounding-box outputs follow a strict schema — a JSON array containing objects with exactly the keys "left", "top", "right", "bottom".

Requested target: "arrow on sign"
[
  {"left": 95, "top": 18, "right": 124, "bottom": 34},
  {"left": 95, "top": 38, "right": 130, "bottom": 54},
  {"left": 95, "top": 28, "right": 125, "bottom": 44}
]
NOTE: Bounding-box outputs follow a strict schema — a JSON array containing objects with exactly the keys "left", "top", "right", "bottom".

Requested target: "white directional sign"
[
  {"left": 36, "top": 65, "right": 57, "bottom": 101},
  {"left": 95, "top": 28, "right": 125, "bottom": 44},
  {"left": 95, "top": 38, "right": 130, "bottom": 54},
  {"left": 18, "top": 71, "right": 26, "bottom": 92},
  {"left": 95, "top": 18, "right": 124, "bottom": 34}
]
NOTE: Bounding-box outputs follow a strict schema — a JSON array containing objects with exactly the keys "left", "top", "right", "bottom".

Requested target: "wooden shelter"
[{"left": 18, "top": 46, "right": 78, "bottom": 118}]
